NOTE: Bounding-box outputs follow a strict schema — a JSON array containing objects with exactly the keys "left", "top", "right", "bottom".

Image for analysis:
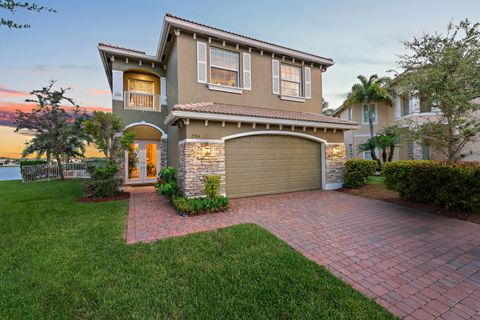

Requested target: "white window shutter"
[
  {"left": 112, "top": 70, "right": 123, "bottom": 101},
  {"left": 196, "top": 41, "right": 207, "bottom": 83},
  {"left": 272, "top": 59, "right": 280, "bottom": 94},
  {"left": 304, "top": 66, "right": 311, "bottom": 99},
  {"left": 243, "top": 52, "right": 251, "bottom": 90},
  {"left": 160, "top": 77, "right": 167, "bottom": 105}
]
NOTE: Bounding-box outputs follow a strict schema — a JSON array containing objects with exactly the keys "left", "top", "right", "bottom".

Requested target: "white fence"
[{"left": 22, "top": 163, "right": 90, "bottom": 182}]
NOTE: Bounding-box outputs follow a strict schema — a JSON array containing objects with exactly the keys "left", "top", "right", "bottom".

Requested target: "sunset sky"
[{"left": 1, "top": 0, "right": 480, "bottom": 157}]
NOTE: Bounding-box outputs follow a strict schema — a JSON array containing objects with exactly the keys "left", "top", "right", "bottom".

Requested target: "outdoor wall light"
[{"left": 327, "top": 145, "right": 345, "bottom": 158}]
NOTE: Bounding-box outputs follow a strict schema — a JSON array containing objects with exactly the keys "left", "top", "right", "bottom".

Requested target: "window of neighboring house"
[
  {"left": 419, "top": 95, "right": 432, "bottom": 113},
  {"left": 348, "top": 144, "right": 353, "bottom": 158},
  {"left": 407, "top": 142, "right": 414, "bottom": 160},
  {"left": 401, "top": 94, "right": 410, "bottom": 116},
  {"left": 363, "top": 151, "right": 372, "bottom": 160},
  {"left": 280, "top": 64, "right": 302, "bottom": 97},
  {"left": 422, "top": 144, "right": 430, "bottom": 160},
  {"left": 362, "top": 105, "right": 377, "bottom": 124},
  {"left": 347, "top": 107, "right": 352, "bottom": 121},
  {"left": 210, "top": 47, "right": 240, "bottom": 87}
]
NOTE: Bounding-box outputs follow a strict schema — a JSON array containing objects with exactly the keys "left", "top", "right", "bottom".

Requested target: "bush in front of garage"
[
  {"left": 343, "top": 159, "right": 377, "bottom": 188},
  {"left": 383, "top": 160, "right": 480, "bottom": 212},
  {"left": 156, "top": 168, "right": 229, "bottom": 215}
]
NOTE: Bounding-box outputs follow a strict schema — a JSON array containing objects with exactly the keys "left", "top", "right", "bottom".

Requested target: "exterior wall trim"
[
  {"left": 123, "top": 121, "right": 168, "bottom": 139},
  {"left": 179, "top": 138, "right": 224, "bottom": 144},
  {"left": 221, "top": 130, "right": 328, "bottom": 144},
  {"left": 165, "top": 110, "right": 359, "bottom": 130}
]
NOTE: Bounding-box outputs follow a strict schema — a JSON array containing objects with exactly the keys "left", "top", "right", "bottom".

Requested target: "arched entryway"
[
  {"left": 123, "top": 122, "right": 166, "bottom": 185},
  {"left": 222, "top": 131, "right": 326, "bottom": 198}
]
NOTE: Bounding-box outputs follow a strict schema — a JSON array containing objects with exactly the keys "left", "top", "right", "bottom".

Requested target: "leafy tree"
[
  {"left": 15, "top": 81, "right": 90, "bottom": 180},
  {"left": 0, "top": 0, "right": 55, "bottom": 29},
  {"left": 345, "top": 74, "right": 392, "bottom": 161},
  {"left": 83, "top": 111, "right": 135, "bottom": 163},
  {"left": 398, "top": 19, "right": 480, "bottom": 162}
]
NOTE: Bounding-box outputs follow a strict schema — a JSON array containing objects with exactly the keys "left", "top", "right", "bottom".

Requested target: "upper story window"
[
  {"left": 210, "top": 47, "right": 239, "bottom": 87},
  {"left": 280, "top": 64, "right": 302, "bottom": 97},
  {"left": 347, "top": 107, "right": 352, "bottom": 121},
  {"left": 401, "top": 94, "right": 410, "bottom": 116},
  {"left": 128, "top": 79, "right": 154, "bottom": 94},
  {"left": 362, "top": 104, "right": 377, "bottom": 124}
]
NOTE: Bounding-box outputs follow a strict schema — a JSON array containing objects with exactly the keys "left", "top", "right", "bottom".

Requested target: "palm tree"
[
  {"left": 346, "top": 75, "right": 392, "bottom": 161},
  {"left": 358, "top": 125, "right": 404, "bottom": 164}
]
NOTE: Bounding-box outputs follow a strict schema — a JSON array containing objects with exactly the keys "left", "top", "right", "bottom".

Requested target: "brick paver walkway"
[{"left": 127, "top": 186, "right": 480, "bottom": 320}]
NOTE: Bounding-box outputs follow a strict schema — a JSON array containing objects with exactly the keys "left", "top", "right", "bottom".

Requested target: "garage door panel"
[{"left": 225, "top": 135, "right": 322, "bottom": 198}]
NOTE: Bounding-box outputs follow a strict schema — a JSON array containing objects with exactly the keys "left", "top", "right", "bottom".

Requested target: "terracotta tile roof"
[
  {"left": 173, "top": 102, "right": 357, "bottom": 126},
  {"left": 165, "top": 13, "right": 333, "bottom": 65},
  {"left": 98, "top": 42, "right": 146, "bottom": 55}
]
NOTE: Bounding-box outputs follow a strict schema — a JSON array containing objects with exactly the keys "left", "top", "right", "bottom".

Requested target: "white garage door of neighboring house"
[{"left": 225, "top": 135, "right": 322, "bottom": 198}]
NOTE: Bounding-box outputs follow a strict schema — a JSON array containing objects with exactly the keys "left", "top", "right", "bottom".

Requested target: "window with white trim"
[
  {"left": 280, "top": 64, "right": 302, "bottom": 97},
  {"left": 347, "top": 107, "right": 352, "bottom": 121},
  {"left": 210, "top": 47, "right": 239, "bottom": 87},
  {"left": 363, "top": 151, "right": 372, "bottom": 160},
  {"left": 401, "top": 94, "right": 410, "bottom": 116},
  {"left": 363, "top": 104, "right": 377, "bottom": 124}
]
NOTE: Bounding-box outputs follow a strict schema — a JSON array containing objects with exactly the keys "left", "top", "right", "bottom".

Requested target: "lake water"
[{"left": 0, "top": 166, "right": 21, "bottom": 181}]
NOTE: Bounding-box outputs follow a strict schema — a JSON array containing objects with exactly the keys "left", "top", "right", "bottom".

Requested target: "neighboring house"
[
  {"left": 333, "top": 87, "right": 480, "bottom": 161},
  {"left": 98, "top": 14, "right": 358, "bottom": 198}
]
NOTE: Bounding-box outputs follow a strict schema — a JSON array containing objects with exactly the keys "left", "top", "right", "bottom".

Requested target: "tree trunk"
[
  {"left": 382, "top": 148, "right": 387, "bottom": 163},
  {"left": 55, "top": 155, "right": 65, "bottom": 180},
  {"left": 388, "top": 145, "right": 395, "bottom": 162}
]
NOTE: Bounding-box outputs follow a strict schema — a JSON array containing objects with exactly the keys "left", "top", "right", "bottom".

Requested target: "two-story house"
[
  {"left": 98, "top": 14, "right": 358, "bottom": 198},
  {"left": 333, "top": 86, "right": 480, "bottom": 162}
]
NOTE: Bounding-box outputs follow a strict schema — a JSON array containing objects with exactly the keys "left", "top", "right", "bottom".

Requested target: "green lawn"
[
  {"left": 0, "top": 180, "right": 396, "bottom": 319},
  {"left": 368, "top": 175, "right": 386, "bottom": 186}
]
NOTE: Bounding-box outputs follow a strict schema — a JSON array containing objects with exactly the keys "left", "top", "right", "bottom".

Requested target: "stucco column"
[
  {"left": 177, "top": 140, "right": 225, "bottom": 197},
  {"left": 324, "top": 143, "right": 346, "bottom": 190}
]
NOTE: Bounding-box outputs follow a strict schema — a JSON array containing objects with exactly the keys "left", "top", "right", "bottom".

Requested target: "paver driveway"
[{"left": 127, "top": 187, "right": 480, "bottom": 320}]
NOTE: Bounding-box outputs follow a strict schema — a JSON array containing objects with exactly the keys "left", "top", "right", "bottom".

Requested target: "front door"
[{"left": 125, "top": 140, "right": 160, "bottom": 184}]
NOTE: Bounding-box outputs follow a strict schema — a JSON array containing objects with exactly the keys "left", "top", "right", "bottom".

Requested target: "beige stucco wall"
[
  {"left": 183, "top": 120, "right": 345, "bottom": 143},
  {"left": 175, "top": 33, "right": 324, "bottom": 114}
]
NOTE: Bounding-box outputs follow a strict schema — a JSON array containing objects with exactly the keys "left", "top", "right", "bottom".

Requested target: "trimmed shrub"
[
  {"left": 204, "top": 175, "right": 221, "bottom": 198},
  {"left": 156, "top": 167, "right": 178, "bottom": 199},
  {"left": 83, "top": 162, "right": 123, "bottom": 198},
  {"left": 83, "top": 177, "right": 123, "bottom": 198},
  {"left": 19, "top": 159, "right": 47, "bottom": 172},
  {"left": 383, "top": 160, "right": 480, "bottom": 212},
  {"left": 171, "top": 195, "right": 229, "bottom": 216},
  {"left": 343, "top": 159, "right": 377, "bottom": 188}
]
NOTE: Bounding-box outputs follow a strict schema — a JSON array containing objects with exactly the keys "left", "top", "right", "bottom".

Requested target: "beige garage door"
[{"left": 225, "top": 135, "right": 322, "bottom": 198}]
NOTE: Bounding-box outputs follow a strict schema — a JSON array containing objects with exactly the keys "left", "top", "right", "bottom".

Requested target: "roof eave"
[
  {"left": 165, "top": 110, "right": 359, "bottom": 130},
  {"left": 157, "top": 15, "right": 334, "bottom": 68}
]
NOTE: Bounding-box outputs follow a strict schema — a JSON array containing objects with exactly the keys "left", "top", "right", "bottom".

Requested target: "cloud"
[
  {"left": 0, "top": 86, "right": 30, "bottom": 98},
  {"left": 90, "top": 88, "right": 111, "bottom": 96}
]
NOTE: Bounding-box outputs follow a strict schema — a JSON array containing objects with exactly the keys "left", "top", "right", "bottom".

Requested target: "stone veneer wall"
[
  {"left": 325, "top": 143, "right": 346, "bottom": 189},
  {"left": 160, "top": 139, "right": 168, "bottom": 169},
  {"left": 178, "top": 141, "right": 226, "bottom": 197}
]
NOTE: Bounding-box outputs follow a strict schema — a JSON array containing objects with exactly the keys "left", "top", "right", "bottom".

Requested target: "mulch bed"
[
  {"left": 338, "top": 185, "right": 480, "bottom": 225},
  {"left": 77, "top": 192, "right": 130, "bottom": 203}
]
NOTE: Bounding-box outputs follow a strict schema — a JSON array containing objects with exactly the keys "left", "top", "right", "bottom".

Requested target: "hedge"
[
  {"left": 343, "top": 159, "right": 377, "bottom": 188},
  {"left": 383, "top": 160, "right": 480, "bottom": 212}
]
